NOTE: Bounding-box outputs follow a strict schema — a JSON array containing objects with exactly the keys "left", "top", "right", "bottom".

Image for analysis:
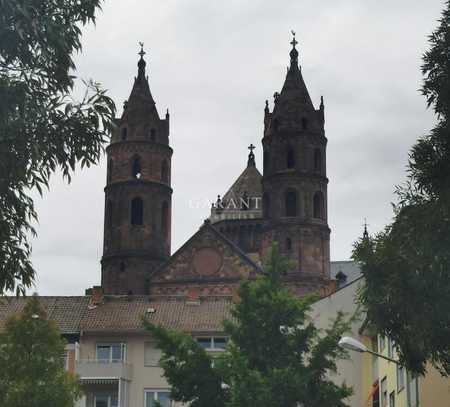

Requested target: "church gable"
[{"left": 150, "top": 221, "right": 261, "bottom": 289}]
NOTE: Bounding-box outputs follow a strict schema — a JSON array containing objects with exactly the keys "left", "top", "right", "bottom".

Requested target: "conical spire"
[
  {"left": 124, "top": 42, "right": 158, "bottom": 119},
  {"left": 271, "top": 32, "right": 315, "bottom": 123}
]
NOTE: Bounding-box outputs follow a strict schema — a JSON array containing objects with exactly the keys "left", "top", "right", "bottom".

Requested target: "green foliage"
[
  {"left": 144, "top": 324, "right": 226, "bottom": 407},
  {"left": 0, "top": 294, "right": 81, "bottom": 407},
  {"left": 0, "top": 0, "right": 116, "bottom": 295},
  {"left": 145, "top": 245, "right": 352, "bottom": 407},
  {"left": 353, "top": 1, "right": 450, "bottom": 376}
]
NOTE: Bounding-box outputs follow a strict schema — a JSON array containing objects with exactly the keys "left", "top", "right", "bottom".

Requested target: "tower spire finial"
[
  {"left": 363, "top": 218, "right": 369, "bottom": 240},
  {"left": 247, "top": 143, "right": 256, "bottom": 167},
  {"left": 137, "top": 41, "right": 147, "bottom": 78},
  {"left": 289, "top": 30, "right": 299, "bottom": 67},
  {"left": 290, "top": 30, "right": 298, "bottom": 48},
  {"left": 138, "top": 42, "right": 146, "bottom": 59}
]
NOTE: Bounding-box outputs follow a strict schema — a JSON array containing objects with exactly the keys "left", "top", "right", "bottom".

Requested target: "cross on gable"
[{"left": 248, "top": 144, "right": 255, "bottom": 153}]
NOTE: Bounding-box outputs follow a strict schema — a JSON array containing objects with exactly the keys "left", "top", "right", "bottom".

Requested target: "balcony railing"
[{"left": 76, "top": 359, "right": 133, "bottom": 381}]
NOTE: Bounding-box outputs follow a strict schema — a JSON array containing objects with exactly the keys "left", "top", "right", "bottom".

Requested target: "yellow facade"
[{"left": 359, "top": 334, "right": 450, "bottom": 407}]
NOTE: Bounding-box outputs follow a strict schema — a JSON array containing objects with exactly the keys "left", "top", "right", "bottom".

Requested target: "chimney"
[
  {"left": 91, "top": 286, "right": 104, "bottom": 305},
  {"left": 186, "top": 287, "right": 200, "bottom": 305}
]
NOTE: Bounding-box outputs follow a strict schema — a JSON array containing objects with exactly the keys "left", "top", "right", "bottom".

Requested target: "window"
[
  {"left": 380, "top": 377, "right": 388, "bottom": 407},
  {"left": 285, "top": 189, "right": 297, "bottom": 217},
  {"left": 397, "top": 364, "right": 405, "bottom": 392},
  {"left": 238, "top": 225, "right": 246, "bottom": 248},
  {"left": 314, "top": 149, "right": 322, "bottom": 171},
  {"left": 389, "top": 391, "right": 395, "bottom": 407},
  {"left": 372, "top": 381, "right": 380, "bottom": 407},
  {"left": 388, "top": 338, "right": 394, "bottom": 359},
  {"left": 272, "top": 118, "right": 279, "bottom": 131},
  {"left": 144, "top": 341, "right": 162, "bottom": 367},
  {"left": 379, "top": 335, "right": 386, "bottom": 353},
  {"left": 407, "top": 372, "right": 419, "bottom": 407},
  {"left": 196, "top": 337, "right": 228, "bottom": 351},
  {"left": 150, "top": 128, "right": 156, "bottom": 141},
  {"left": 161, "top": 159, "right": 169, "bottom": 183},
  {"left": 132, "top": 156, "right": 142, "bottom": 179},
  {"left": 96, "top": 343, "right": 126, "bottom": 363},
  {"left": 131, "top": 197, "right": 143, "bottom": 225},
  {"left": 121, "top": 127, "right": 127, "bottom": 140},
  {"left": 313, "top": 191, "right": 325, "bottom": 219},
  {"left": 286, "top": 237, "right": 292, "bottom": 252},
  {"left": 302, "top": 117, "right": 308, "bottom": 130},
  {"left": 62, "top": 350, "right": 69, "bottom": 370},
  {"left": 286, "top": 146, "right": 295, "bottom": 169},
  {"left": 144, "top": 277, "right": 150, "bottom": 294},
  {"left": 145, "top": 390, "right": 171, "bottom": 407},
  {"left": 335, "top": 271, "right": 347, "bottom": 288},
  {"left": 95, "top": 393, "right": 118, "bottom": 407}
]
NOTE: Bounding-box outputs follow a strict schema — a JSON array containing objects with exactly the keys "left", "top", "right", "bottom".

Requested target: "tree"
[
  {"left": 0, "top": 0, "right": 116, "bottom": 295},
  {"left": 145, "top": 245, "right": 353, "bottom": 407},
  {"left": 353, "top": 2, "right": 450, "bottom": 376},
  {"left": 0, "top": 294, "right": 81, "bottom": 407}
]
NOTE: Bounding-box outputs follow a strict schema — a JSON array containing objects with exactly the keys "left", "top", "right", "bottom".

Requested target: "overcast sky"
[{"left": 29, "top": 0, "right": 444, "bottom": 295}]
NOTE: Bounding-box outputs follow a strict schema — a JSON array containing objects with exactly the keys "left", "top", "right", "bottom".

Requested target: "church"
[
  {"left": 0, "top": 36, "right": 361, "bottom": 407},
  {"left": 101, "top": 34, "right": 335, "bottom": 300}
]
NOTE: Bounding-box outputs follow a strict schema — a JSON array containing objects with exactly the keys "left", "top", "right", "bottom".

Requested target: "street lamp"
[{"left": 338, "top": 336, "right": 400, "bottom": 364}]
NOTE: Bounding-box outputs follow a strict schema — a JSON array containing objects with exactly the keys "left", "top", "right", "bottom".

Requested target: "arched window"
[
  {"left": 263, "top": 151, "right": 270, "bottom": 174},
  {"left": 150, "top": 128, "right": 156, "bottom": 141},
  {"left": 285, "top": 189, "right": 297, "bottom": 217},
  {"left": 161, "top": 201, "right": 169, "bottom": 240},
  {"left": 131, "top": 197, "right": 143, "bottom": 225},
  {"left": 119, "top": 262, "right": 126, "bottom": 273},
  {"left": 161, "top": 159, "right": 169, "bottom": 183},
  {"left": 314, "top": 149, "right": 322, "bottom": 171},
  {"left": 107, "top": 159, "right": 113, "bottom": 183},
  {"left": 263, "top": 193, "right": 271, "bottom": 218},
  {"left": 286, "top": 146, "right": 295, "bottom": 169},
  {"left": 286, "top": 237, "right": 292, "bottom": 252},
  {"left": 132, "top": 156, "right": 142, "bottom": 179},
  {"left": 121, "top": 127, "right": 128, "bottom": 140},
  {"left": 302, "top": 118, "right": 308, "bottom": 130},
  {"left": 313, "top": 191, "right": 325, "bottom": 219},
  {"left": 106, "top": 201, "right": 113, "bottom": 228}
]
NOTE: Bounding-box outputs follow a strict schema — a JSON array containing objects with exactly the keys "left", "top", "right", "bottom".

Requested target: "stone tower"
[
  {"left": 261, "top": 34, "right": 330, "bottom": 285},
  {"left": 101, "top": 45, "right": 172, "bottom": 295}
]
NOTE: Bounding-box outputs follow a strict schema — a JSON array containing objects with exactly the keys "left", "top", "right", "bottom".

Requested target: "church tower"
[
  {"left": 261, "top": 34, "right": 330, "bottom": 287},
  {"left": 101, "top": 45, "right": 172, "bottom": 295}
]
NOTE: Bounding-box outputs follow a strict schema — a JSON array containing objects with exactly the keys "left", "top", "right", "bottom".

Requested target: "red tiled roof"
[
  {"left": 0, "top": 295, "right": 234, "bottom": 335},
  {"left": 0, "top": 296, "right": 89, "bottom": 334},
  {"left": 81, "top": 296, "right": 234, "bottom": 334}
]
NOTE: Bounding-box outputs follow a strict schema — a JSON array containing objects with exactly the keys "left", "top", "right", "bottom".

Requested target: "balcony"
[{"left": 76, "top": 360, "right": 133, "bottom": 381}]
